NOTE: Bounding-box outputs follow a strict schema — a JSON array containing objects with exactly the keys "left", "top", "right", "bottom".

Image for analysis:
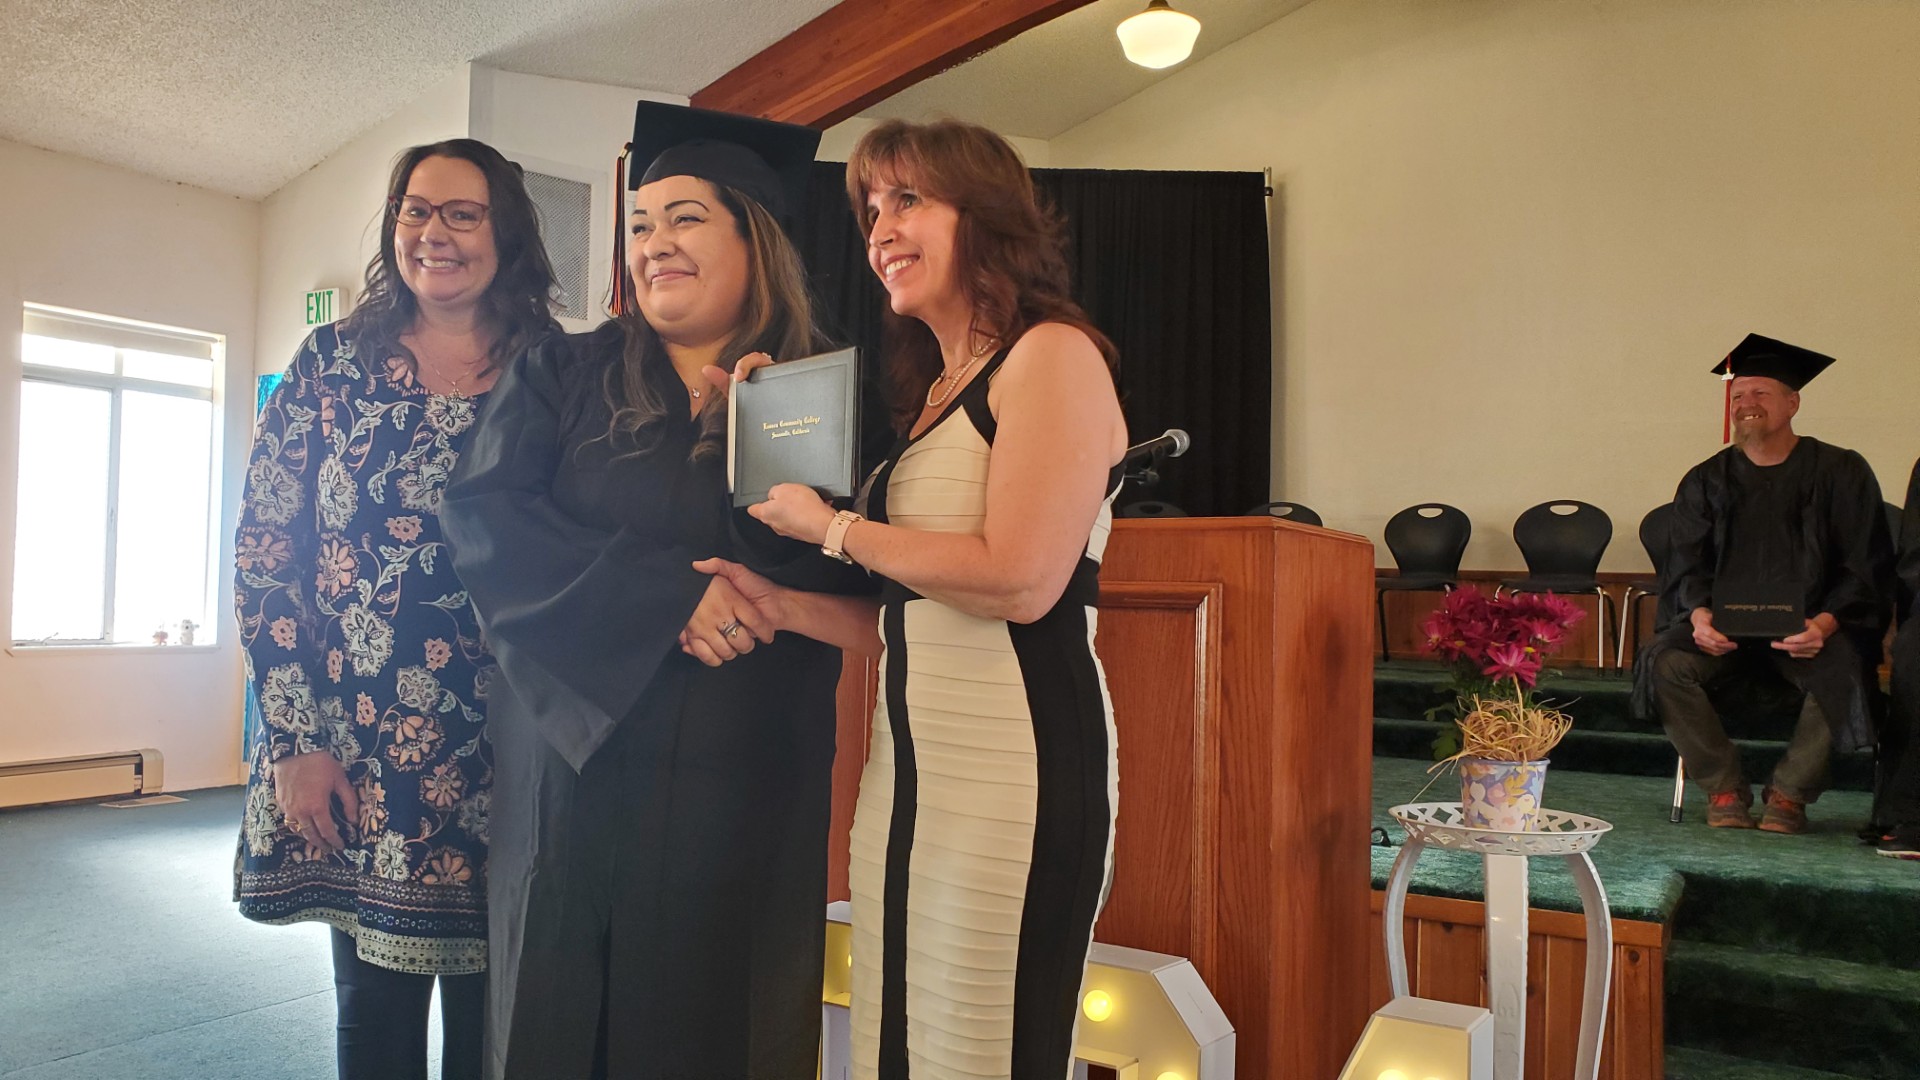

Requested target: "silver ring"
[{"left": 719, "top": 620, "right": 741, "bottom": 638}]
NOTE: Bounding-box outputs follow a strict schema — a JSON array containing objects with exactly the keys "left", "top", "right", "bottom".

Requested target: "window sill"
[{"left": 7, "top": 642, "right": 224, "bottom": 656}]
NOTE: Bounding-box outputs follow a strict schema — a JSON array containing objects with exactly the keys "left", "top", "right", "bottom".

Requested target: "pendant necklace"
[{"left": 414, "top": 346, "right": 486, "bottom": 398}]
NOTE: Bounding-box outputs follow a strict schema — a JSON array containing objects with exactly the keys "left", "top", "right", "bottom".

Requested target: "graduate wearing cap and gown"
[
  {"left": 440, "top": 102, "right": 871, "bottom": 1078},
  {"left": 1634, "top": 334, "right": 1894, "bottom": 832}
]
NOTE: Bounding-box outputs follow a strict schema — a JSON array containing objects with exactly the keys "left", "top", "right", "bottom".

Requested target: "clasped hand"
[
  {"left": 1772, "top": 619, "right": 1829, "bottom": 660},
  {"left": 1691, "top": 608, "right": 1829, "bottom": 659},
  {"left": 679, "top": 572, "right": 776, "bottom": 668}
]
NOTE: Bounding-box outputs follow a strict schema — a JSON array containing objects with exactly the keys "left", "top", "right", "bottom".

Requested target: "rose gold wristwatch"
[{"left": 821, "top": 510, "right": 864, "bottom": 564}]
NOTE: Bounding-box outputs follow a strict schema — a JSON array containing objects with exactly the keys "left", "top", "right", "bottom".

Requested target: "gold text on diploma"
[{"left": 763, "top": 416, "right": 823, "bottom": 440}]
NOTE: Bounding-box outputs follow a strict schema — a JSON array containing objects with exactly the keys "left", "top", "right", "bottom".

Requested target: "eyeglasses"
[{"left": 388, "top": 195, "right": 490, "bottom": 232}]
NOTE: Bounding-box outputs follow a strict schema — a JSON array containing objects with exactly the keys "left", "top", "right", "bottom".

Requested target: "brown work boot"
[
  {"left": 1759, "top": 789, "right": 1808, "bottom": 834},
  {"left": 1706, "top": 788, "right": 1756, "bottom": 829}
]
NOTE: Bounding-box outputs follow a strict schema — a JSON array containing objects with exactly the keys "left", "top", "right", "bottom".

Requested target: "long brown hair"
[
  {"left": 845, "top": 119, "right": 1117, "bottom": 431},
  {"left": 342, "top": 139, "right": 561, "bottom": 375},
  {"left": 602, "top": 180, "right": 827, "bottom": 461}
]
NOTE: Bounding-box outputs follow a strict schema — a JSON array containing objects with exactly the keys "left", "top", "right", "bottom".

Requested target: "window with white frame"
[{"left": 13, "top": 303, "right": 222, "bottom": 646}]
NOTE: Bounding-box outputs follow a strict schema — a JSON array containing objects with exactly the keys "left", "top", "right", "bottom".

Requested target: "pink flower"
[
  {"left": 1422, "top": 586, "right": 1500, "bottom": 663},
  {"left": 1516, "top": 616, "right": 1566, "bottom": 647},
  {"left": 1482, "top": 642, "right": 1543, "bottom": 687}
]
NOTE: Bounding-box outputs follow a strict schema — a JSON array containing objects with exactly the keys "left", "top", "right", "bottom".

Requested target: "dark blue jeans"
[{"left": 331, "top": 929, "right": 484, "bottom": 1080}]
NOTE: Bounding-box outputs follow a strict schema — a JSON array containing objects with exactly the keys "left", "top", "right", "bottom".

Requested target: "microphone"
[{"left": 1122, "top": 429, "right": 1191, "bottom": 466}]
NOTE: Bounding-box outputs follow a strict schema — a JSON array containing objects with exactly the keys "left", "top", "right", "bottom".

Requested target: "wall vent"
[{"left": 523, "top": 170, "right": 593, "bottom": 322}]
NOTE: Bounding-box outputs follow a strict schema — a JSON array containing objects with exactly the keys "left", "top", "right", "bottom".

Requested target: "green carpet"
[
  {"left": 1664, "top": 1046, "right": 1872, "bottom": 1080},
  {"left": 1666, "top": 942, "right": 1920, "bottom": 1078},
  {"left": 1371, "top": 742, "right": 1920, "bottom": 1078},
  {"left": 0, "top": 787, "right": 358, "bottom": 1080},
  {"left": 1370, "top": 757, "right": 1915, "bottom": 924}
]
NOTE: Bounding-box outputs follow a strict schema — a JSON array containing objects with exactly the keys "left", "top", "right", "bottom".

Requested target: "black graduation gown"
[
  {"left": 1632, "top": 437, "right": 1894, "bottom": 753},
  {"left": 441, "top": 323, "right": 869, "bottom": 1079},
  {"left": 1874, "top": 460, "right": 1920, "bottom": 826}
]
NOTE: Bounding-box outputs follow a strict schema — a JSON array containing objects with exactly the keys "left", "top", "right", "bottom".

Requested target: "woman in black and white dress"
[{"left": 703, "top": 117, "right": 1127, "bottom": 1079}]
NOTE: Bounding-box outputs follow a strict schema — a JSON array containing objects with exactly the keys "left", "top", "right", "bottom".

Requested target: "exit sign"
[{"left": 304, "top": 288, "right": 343, "bottom": 326}]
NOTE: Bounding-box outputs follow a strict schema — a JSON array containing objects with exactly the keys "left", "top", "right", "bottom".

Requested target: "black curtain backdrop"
[{"left": 794, "top": 161, "right": 1271, "bottom": 517}]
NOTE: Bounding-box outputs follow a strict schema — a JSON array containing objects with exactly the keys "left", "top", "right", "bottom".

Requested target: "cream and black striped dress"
[{"left": 848, "top": 347, "right": 1122, "bottom": 1079}]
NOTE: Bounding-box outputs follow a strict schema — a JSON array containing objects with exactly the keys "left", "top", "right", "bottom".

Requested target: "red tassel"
[
  {"left": 609, "top": 144, "right": 630, "bottom": 318},
  {"left": 1722, "top": 372, "right": 1733, "bottom": 444}
]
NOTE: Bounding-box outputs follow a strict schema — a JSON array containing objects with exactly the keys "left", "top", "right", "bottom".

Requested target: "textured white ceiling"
[
  {"left": 0, "top": 0, "right": 838, "bottom": 200},
  {"left": 866, "top": 0, "right": 1314, "bottom": 139}
]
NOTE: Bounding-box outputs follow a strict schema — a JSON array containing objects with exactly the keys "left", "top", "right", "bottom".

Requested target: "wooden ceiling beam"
[{"left": 691, "top": 0, "right": 1099, "bottom": 128}]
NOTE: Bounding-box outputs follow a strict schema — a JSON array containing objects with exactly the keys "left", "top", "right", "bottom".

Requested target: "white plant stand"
[{"left": 1382, "top": 803, "right": 1615, "bottom": 1080}]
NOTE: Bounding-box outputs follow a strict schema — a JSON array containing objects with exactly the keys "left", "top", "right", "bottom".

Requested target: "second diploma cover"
[{"left": 727, "top": 347, "right": 860, "bottom": 508}]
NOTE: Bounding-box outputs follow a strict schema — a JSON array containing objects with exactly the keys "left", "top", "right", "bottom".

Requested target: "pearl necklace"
[{"left": 926, "top": 335, "right": 998, "bottom": 408}]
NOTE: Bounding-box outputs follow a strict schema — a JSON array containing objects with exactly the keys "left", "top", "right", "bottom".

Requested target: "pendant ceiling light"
[{"left": 1116, "top": 0, "right": 1202, "bottom": 69}]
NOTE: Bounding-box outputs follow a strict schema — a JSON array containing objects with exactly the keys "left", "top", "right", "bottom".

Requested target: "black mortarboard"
[
  {"left": 607, "top": 101, "right": 821, "bottom": 315},
  {"left": 626, "top": 100, "right": 820, "bottom": 224},
  {"left": 1710, "top": 333, "right": 1835, "bottom": 390},
  {"left": 1710, "top": 333, "right": 1835, "bottom": 443}
]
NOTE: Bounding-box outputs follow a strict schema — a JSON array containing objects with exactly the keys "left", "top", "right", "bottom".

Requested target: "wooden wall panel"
[
  {"left": 1367, "top": 891, "right": 1669, "bottom": 1080},
  {"left": 1091, "top": 583, "right": 1222, "bottom": 968},
  {"left": 1416, "top": 920, "right": 1487, "bottom": 1007},
  {"left": 1100, "top": 518, "right": 1376, "bottom": 1080}
]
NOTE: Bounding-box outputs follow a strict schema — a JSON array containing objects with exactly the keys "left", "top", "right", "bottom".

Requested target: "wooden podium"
[{"left": 827, "top": 516, "right": 1376, "bottom": 1079}]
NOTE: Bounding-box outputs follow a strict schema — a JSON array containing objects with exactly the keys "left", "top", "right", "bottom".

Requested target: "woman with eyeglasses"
[{"left": 233, "top": 138, "right": 561, "bottom": 1080}]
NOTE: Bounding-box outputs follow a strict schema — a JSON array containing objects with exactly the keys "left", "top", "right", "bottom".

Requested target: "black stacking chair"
[
  {"left": 1500, "top": 500, "right": 1616, "bottom": 669},
  {"left": 1118, "top": 500, "right": 1187, "bottom": 518},
  {"left": 1245, "top": 501, "right": 1322, "bottom": 527},
  {"left": 1375, "top": 503, "right": 1471, "bottom": 661},
  {"left": 1616, "top": 503, "right": 1675, "bottom": 667}
]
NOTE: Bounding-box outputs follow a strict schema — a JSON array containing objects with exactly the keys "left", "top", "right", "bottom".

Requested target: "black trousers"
[
  {"left": 1649, "top": 637, "right": 1854, "bottom": 802},
  {"left": 332, "top": 928, "right": 486, "bottom": 1080},
  {"left": 1880, "top": 620, "right": 1920, "bottom": 827}
]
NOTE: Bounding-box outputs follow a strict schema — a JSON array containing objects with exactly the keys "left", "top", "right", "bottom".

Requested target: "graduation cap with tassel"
[
  {"left": 1711, "top": 333, "right": 1836, "bottom": 443},
  {"left": 607, "top": 100, "right": 822, "bottom": 318}
]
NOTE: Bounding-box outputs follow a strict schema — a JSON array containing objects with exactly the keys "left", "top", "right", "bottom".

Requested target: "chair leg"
[
  {"left": 1591, "top": 587, "right": 1609, "bottom": 670},
  {"left": 1616, "top": 587, "right": 1640, "bottom": 669},
  {"left": 1376, "top": 588, "right": 1391, "bottom": 662},
  {"left": 1671, "top": 758, "right": 1686, "bottom": 824}
]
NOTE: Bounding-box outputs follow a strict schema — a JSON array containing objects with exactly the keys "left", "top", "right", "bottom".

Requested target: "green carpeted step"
[
  {"left": 1372, "top": 717, "right": 1876, "bottom": 792},
  {"left": 1665, "top": 1045, "right": 1876, "bottom": 1079},
  {"left": 1375, "top": 661, "right": 1647, "bottom": 732},
  {"left": 1666, "top": 940, "right": 1920, "bottom": 1079},
  {"left": 1374, "top": 659, "right": 1810, "bottom": 740},
  {"left": 1672, "top": 870, "right": 1920, "bottom": 971}
]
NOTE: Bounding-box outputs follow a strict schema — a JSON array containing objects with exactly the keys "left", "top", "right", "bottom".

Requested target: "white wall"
[
  {"left": 1048, "top": 0, "right": 1920, "bottom": 571},
  {"left": 0, "top": 139, "right": 260, "bottom": 792},
  {"left": 467, "top": 67, "right": 687, "bottom": 333},
  {"left": 255, "top": 67, "right": 472, "bottom": 376}
]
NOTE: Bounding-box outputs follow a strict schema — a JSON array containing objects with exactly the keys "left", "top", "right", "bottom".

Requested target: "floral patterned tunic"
[{"left": 233, "top": 321, "right": 493, "bottom": 975}]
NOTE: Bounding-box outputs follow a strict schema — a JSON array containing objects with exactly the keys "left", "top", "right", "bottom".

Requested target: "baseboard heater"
[{"left": 0, "top": 749, "right": 164, "bottom": 809}]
